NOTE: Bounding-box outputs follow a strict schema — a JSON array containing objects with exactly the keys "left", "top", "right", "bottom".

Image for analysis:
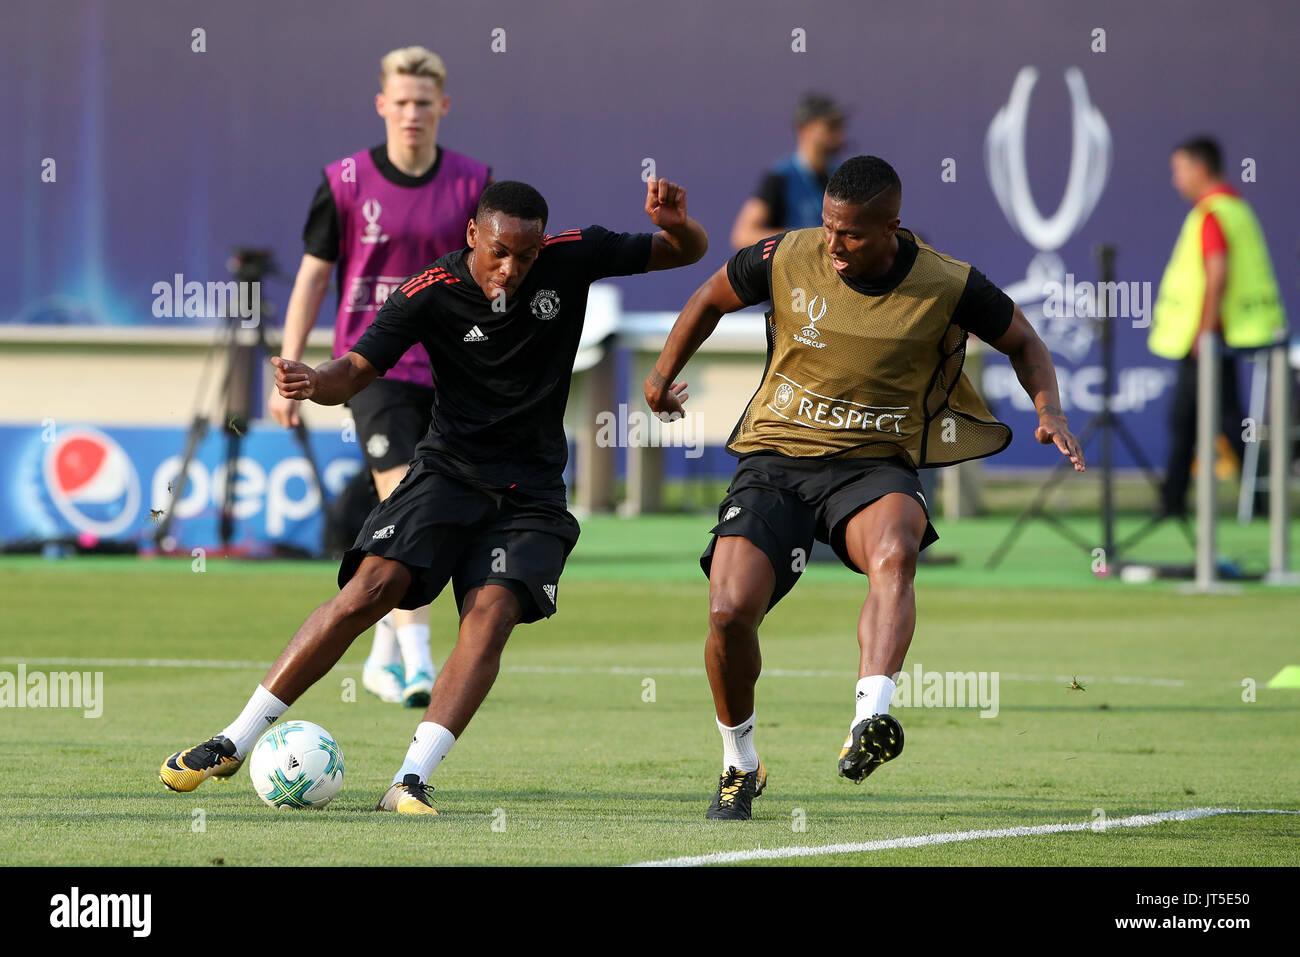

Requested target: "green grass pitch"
[{"left": 1, "top": 514, "right": 1297, "bottom": 866}]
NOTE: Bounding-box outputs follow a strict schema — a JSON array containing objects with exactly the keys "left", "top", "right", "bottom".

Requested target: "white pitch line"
[
  {"left": 629, "top": 808, "right": 1300, "bottom": 867},
  {"left": 0, "top": 655, "right": 277, "bottom": 670},
  {"left": 0, "top": 657, "right": 1226, "bottom": 687}
]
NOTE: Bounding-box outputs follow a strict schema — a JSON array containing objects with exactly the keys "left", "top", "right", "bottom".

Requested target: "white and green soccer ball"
[{"left": 248, "top": 720, "right": 345, "bottom": 809}]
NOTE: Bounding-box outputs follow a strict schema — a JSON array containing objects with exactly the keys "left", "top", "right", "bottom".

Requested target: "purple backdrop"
[{"left": 4, "top": 0, "right": 1297, "bottom": 468}]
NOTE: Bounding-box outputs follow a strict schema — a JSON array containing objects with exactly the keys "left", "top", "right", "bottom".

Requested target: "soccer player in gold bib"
[{"left": 645, "top": 156, "right": 1085, "bottom": 820}]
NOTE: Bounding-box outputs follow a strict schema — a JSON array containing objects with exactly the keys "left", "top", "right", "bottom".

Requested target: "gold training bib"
[{"left": 727, "top": 228, "right": 1011, "bottom": 468}]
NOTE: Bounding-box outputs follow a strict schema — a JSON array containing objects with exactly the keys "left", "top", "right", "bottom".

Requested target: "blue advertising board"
[{"left": 0, "top": 424, "right": 364, "bottom": 554}]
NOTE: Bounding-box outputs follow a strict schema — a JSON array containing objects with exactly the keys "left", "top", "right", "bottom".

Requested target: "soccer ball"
[{"left": 248, "top": 720, "right": 345, "bottom": 809}]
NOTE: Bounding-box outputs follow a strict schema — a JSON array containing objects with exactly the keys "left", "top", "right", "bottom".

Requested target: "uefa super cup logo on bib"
[
  {"left": 360, "top": 198, "right": 389, "bottom": 245},
  {"left": 801, "top": 296, "right": 827, "bottom": 339},
  {"left": 794, "top": 295, "right": 828, "bottom": 349},
  {"left": 42, "top": 428, "right": 141, "bottom": 537}
]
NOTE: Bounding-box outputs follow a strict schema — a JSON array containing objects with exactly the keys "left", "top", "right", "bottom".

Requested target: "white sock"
[
  {"left": 220, "top": 684, "right": 289, "bottom": 759},
  {"left": 393, "top": 721, "right": 456, "bottom": 785},
  {"left": 716, "top": 712, "right": 759, "bottom": 772},
  {"left": 366, "top": 613, "right": 401, "bottom": 669},
  {"left": 396, "top": 622, "right": 435, "bottom": 680},
  {"left": 853, "top": 674, "right": 897, "bottom": 729}
]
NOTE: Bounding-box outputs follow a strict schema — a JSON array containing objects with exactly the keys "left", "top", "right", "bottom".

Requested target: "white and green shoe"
[
  {"left": 363, "top": 662, "right": 405, "bottom": 704},
  {"left": 402, "top": 669, "right": 435, "bottom": 709}
]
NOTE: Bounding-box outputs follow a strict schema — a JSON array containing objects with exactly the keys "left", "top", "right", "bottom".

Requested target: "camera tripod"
[
  {"left": 153, "top": 249, "right": 325, "bottom": 553},
  {"left": 986, "top": 244, "right": 1192, "bottom": 570}
]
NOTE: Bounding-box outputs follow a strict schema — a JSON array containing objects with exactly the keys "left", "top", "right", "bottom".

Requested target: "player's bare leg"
[
  {"left": 263, "top": 555, "right": 411, "bottom": 703},
  {"left": 836, "top": 493, "right": 927, "bottom": 782},
  {"left": 702, "top": 535, "right": 774, "bottom": 819},
  {"left": 706, "top": 535, "right": 774, "bottom": 724},
  {"left": 379, "top": 585, "right": 521, "bottom": 814},
  {"left": 366, "top": 465, "right": 437, "bottom": 707},
  {"left": 843, "top": 493, "right": 927, "bottom": 677},
  {"left": 422, "top": 584, "right": 521, "bottom": 735},
  {"left": 160, "top": 556, "right": 409, "bottom": 792}
]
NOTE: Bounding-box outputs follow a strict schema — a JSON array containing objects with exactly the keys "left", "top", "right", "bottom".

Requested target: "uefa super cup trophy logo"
[
  {"left": 985, "top": 66, "right": 1111, "bottom": 360},
  {"left": 360, "top": 198, "right": 389, "bottom": 245},
  {"left": 801, "top": 295, "right": 827, "bottom": 339}
]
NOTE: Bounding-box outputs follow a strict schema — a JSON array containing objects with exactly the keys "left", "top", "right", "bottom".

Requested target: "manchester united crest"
[{"left": 531, "top": 289, "right": 560, "bottom": 320}]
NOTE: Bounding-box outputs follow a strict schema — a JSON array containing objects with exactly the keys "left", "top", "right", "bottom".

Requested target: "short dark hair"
[
  {"left": 826, "top": 155, "right": 901, "bottom": 208},
  {"left": 1175, "top": 136, "right": 1222, "bottom": 177},
  {"left": 476, "top": 180, "right": 548, "bottom": 229},
  {"left": 794, "top": 92, "right": 845, "bottom": 128}
]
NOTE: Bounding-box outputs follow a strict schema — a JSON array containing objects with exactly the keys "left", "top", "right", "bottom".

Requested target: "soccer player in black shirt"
[
  {"left": 160, "top": 178, "right": 707, "bottom": 813},
  {"left": 645, "top": 156, "right": 1084, "bottom": 819},
  {"left": 273, "top": 46, "right": 490, "bottom": 710}
]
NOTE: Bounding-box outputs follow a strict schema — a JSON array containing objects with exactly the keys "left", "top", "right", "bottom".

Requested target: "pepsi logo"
[{"left": 42, "top": 428, "right": 141, "bottom": 536}]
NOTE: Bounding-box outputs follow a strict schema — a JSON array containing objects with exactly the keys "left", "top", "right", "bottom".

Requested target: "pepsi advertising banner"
[{"left": 0, "top": 425, "right": 363, "bottom": 554}]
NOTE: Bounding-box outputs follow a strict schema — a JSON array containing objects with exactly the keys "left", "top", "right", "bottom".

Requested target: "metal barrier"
[{"left": 1192, "top": 333, "right": 1297, "bottom": 591}]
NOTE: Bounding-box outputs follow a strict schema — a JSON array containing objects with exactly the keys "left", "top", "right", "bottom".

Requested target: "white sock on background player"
[
  {"left": 367, "top": 613, "right": 401, "bottom": 669},
  {"left": 393, "top": 721, "right": 456, "bottom": 784},
  {"left": 220, "top": 684, "right": 289, "bottom": 759},
  {"left": 717, "top": 712, "right": 759, "bottom": 772},
  {"left": 853, "top": 674, "right": 896, "bottom": 729},
  {"left": 396, "top": 622, "right": 435, "bottom": 678}
]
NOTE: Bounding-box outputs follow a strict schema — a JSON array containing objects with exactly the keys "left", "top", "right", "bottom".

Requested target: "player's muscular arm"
[
  {"left": 644, "top": 176, "right": 709, "bottom": 271},
  {"left": 644, "top": 265, "right": 745, "bottom": 419},
  {"left": 272, "top": 352, "right": 377, "bottom": 407},
  {"left": 988, "top": 306, "right": 1086, "bottom": 472},
  {"left": 269, "top": 254, "right": 335, "bottom": 426}
]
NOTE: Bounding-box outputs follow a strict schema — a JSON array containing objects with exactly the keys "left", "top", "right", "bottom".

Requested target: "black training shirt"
[{"left": 350, "top": 226, "right": 653, "bottom": 495}]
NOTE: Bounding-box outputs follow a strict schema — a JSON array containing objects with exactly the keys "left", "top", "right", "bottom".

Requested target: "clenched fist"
[
  {"left": 271, "top": 356, "right": 318, "bottom": 402},
  {"left": 645, "top": 176, "right": 688, "bottom": 231}
]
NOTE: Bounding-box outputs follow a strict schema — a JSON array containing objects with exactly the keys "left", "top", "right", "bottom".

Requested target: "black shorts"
[
  {"left": 700, "top": 453, "right": 938, "bottom": 610},
  {"left": 337, "top": 458, "right": 580, "bottom": 624},
  {"left": 345, "top": 377, "right": 437, "bottom": 473}
]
